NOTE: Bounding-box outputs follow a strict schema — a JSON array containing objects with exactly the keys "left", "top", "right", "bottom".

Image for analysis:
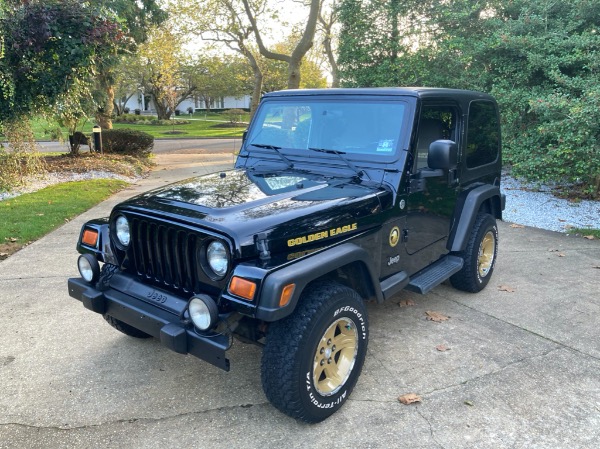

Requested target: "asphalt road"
[
  {"left": 35, "top": 138, "right": 241, "bottom": 154},
  {"left": 1, "top": 150, "right": 599, "bottom": 449}
]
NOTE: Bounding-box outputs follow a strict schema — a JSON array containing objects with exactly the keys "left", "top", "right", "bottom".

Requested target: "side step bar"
[{"left": 405, "top": 255, "right": 464, "bottom": 294}]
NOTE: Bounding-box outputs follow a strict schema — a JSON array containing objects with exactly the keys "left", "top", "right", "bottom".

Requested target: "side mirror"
[
  {"left": 242, "top": 130, "right": 248, "bottom": 143},
  {"left": 428, "top": 140, "right": 458, "bottom": 170}
]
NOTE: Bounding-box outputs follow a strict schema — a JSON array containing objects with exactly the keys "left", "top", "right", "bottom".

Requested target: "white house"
[{"left": 124, "top": 93, "right": 251, "bottom": 114}]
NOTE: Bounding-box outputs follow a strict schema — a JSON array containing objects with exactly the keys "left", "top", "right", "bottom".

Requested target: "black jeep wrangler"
[{"left": 68, "top": 88, "right": 505, "bottom": 422}]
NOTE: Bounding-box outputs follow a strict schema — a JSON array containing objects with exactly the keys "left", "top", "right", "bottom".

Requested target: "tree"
[
  {"left": 318, "top": 0, "right": 341, "bottom": 87},
  {"left": 242, "top": 0, "right": 321, "bottom": 89},
  {"left": 93, "top": 0, "right": 167, "bottom": 129},
  {"left": 337, "top": 0, "right": 600, "bottom": 197},
  {"left": 136, "top": 25, "right": 196, "bottom": 120},
  {"left": 175, "top": 0, "right": 267, "bottom": 117},
  {"left": 0, "top": 0, "right": 125, "bottom": 122},
  {"left": 261, "top": 42, "right": 328, "bottom": 92},
  {"left": 189, "top": 55, "right": 253, "bottom": 112}
]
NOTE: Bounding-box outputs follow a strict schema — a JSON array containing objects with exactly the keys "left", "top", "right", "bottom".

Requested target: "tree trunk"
[
  {"left": 243, "top": 0, "right": 320, "bottom": 91},
  {"left": 154, "top": 97, "right": 171, "bottom": 120},
  {"left": 287, "top": 60, "right": 302, "bottom": 89},
  {"left": 250, "top": 69, "right": 263, "bottom": 121},
  {"left": 96, "top": 85, "right": 115, "bottom": 129}
]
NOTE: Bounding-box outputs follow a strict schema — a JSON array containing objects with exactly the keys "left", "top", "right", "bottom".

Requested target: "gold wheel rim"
[
  {"left": 478, "top": 231, "right": 496, "bottom": 278},
  {"left": 313, "top": 317, "right": 358, "bottom": 396}
]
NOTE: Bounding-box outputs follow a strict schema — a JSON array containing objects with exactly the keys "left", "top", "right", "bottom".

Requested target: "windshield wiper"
[
  {"left": 248, "top": 143, "right": 294, "bottom": 169},
  {"left": 308, "top": 147, "right": 371, "bottom": 181}
]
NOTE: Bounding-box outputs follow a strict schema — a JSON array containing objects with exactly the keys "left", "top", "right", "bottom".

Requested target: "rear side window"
[{"left": 466, "top": 101, "right": 500, "bottom": 168}]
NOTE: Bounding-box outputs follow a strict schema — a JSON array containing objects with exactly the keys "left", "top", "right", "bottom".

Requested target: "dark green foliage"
[
  {"left": 101, "top": 129, "right": 154, "bottom": 157},
  {"left": 337, "top": 0, "right": 600, "bottom": 196},
  {"left": 0, "top": 0, "right": 126, "bottom": 122}
]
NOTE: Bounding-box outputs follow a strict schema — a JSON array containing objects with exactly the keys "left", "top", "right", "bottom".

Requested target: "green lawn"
[
  {"left": 568, "top": 228, "right": 600, "bottom": 239},
  {"left": 0, "top": 112, "right": 249, "bottom": 141},
  {"left": 0, "top": 179, "right": 128, "bottom": 245}
]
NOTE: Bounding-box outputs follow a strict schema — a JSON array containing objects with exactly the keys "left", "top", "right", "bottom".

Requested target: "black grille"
[{"left": 128, "top": 217, "right": 208, "bottom": 295}]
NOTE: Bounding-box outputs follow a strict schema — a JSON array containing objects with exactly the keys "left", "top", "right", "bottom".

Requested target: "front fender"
[
  {"left": 253, "top": 242, "right": 381, "bottom": 322},
  {"left": 76, "top": 218, "right": 118, "bottom": 266}
]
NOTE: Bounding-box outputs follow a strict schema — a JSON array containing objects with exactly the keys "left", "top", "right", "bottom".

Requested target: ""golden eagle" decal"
[{"left": 287, "top": 223, "right": 358, "bottom": 247}]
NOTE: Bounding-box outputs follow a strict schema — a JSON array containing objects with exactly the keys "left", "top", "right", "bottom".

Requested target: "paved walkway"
[{"left": 0, "top": 145, "right": 599, "bottom": 449}]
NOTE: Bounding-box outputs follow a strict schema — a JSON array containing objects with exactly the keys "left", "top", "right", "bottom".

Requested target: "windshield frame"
[{"left": 244, "top": 95, "right": 415, "bottom": 165}]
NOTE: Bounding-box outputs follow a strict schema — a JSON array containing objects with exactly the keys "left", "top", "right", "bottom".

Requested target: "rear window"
[{"left": 466, "top": 101, "right": 500, "bottom": 168}]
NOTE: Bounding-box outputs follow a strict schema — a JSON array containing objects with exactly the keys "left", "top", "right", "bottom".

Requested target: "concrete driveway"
[{"left": 1, "top": 146, "right": 599, "bottom": 449}]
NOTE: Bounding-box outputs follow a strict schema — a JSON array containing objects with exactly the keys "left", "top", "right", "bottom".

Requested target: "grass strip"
[
  {"left": 568, "top": 228, "right": 600, "bottom": 239},
  {"left": 0, "top": 179, "right": 127, "bottom": 246}
]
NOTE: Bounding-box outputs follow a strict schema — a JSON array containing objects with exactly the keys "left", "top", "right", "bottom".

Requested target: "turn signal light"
[
  {"left": 279, "top": 283, "right": 296, "bottom": 307},
  {"left": 229, "top": 276, "right": 256, "bottom": 301},
  {"left": 82, "top": 229, "right": 99, "bottom": 247}
]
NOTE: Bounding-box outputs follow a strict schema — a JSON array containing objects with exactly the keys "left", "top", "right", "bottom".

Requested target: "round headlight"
[
  {"left": 206, "top": 240, "right": 228, "bottom": 278},
  {"left": 188, "top": 295, "right": 219, "bottom": 331},
  {"left": 78, "top": 254, "right": 100, "bottom": 283},
  {"left": 115, "top": 215, "right": 130, "bottom": 247}
]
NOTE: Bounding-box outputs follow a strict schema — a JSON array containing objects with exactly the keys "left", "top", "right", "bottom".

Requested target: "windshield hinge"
[{"left": 255, "top": 233, "right": 271, "bottom": 261}]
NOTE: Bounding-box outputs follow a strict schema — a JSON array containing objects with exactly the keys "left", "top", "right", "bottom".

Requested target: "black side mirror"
[
  {"left": 242, "top": 130, "right": 248, "bottom": 143},
  {"left": 428, "top": 140, "right": 458, "bottom": 170}
]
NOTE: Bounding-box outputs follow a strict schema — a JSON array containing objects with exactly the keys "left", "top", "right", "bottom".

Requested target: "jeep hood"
[{"left": 115, "top": 169, "right": 393, "bottom": 258}]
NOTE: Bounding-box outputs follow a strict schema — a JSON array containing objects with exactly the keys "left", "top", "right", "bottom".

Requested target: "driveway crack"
[{"left": 0, "top": 402, "right": 270, "bottom": 431}]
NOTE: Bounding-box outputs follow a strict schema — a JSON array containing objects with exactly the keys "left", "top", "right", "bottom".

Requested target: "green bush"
[
  {"left": 226, "top": 108, "right": 245, "bottom": 124},
  {"left": 101, "top": 129, "right": 154, "bottom": 158}
]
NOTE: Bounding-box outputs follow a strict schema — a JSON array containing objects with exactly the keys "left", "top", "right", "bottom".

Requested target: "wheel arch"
[
  {"left": 448, "top": 184, "right": 503, "bottom": 253},
  {"left": 255, "top": 243, "right": 382, "bottom": 322}
]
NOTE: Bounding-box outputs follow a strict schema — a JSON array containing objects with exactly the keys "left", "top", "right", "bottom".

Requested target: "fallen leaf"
[
  {"left": 557, "top": 218, "right": 566, "bottom": 222},
  {"left": 509, "top": 223, "right": 525, "bottom": 228},
  {"left": 436, "top": 344, "right": 450, "bottom": 352},
  {"left": 398, "top": 393, "right": 422, "bottom": 405},
  {"left": 557, "top": 253, "right": 566, "bottom": 257},
  {"left": 399, "top": 299, "right": 416, "bottom": 307},
  {"left": 498, "top": 285, "right": 516, "bottom": 293},
  {"left": 464, "top": 400, "right": 474, "bottom": 407},
  {"left": 425, "top": 311, "right": 450, "bottom": 322},
  {"left": 593, "top": 266, "right": 600, "bottom": 269},
  {"left": 36, "top": 213, "right": 44, "bottom": 216},
  {"left": 5, "top": 237, "right": 17, "bottom": 242},
  {"left": 564, "top": 224, "right": 574, "bottom": 230},
  {"left": 548, "top": 248, "right": 559, "bottom": 252},
  {"left": 0, "top": 252, "right": 8, "bottom": 258},
  {"left": 64, "top": 218, "right": 70, "bottom": 223},
  {"left": 584, "top": 235, "right": 595, "bottom": 240}
]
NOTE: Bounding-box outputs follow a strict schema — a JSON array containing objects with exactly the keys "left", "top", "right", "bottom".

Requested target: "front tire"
[
  {"left": 450, "top": 213, "right": 498, "bottom": 292},
  {"left": 261, "top": 281, "right": 368, "bottom": 423}
]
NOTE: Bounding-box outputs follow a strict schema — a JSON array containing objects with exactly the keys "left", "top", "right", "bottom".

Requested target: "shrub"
[
  {"left": 101, "top": 129, "right": 154, "bottom": 158},
  {"left": 226, "top": 108, "right": 245, "bottom": 124}
]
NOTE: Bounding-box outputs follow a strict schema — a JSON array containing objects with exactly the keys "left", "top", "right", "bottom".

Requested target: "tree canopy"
[
  {"left": 0, "top": 0, "right": 127, "bottom": 123},
  {"left": 338, "top": 0, "right": 600, "bottom": 196}
]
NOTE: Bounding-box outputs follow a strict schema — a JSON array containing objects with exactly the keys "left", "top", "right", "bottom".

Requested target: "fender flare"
[
  {"left": 255, "top": 242, "right": 381, "bottom": 321},
  {"left": 448, "top": 184, "right": 504, "bottom": 253}
]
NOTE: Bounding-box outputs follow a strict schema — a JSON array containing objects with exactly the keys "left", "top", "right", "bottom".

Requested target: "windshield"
[{"left": 246, "top": 99, "right": 407, "bottom": 160}]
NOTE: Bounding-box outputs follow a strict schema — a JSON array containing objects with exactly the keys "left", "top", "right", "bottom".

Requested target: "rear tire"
[
  {"left": 450, "top": 213, "right": 498, "bottom": 292},
  {"left": 261, "top": 281, "right": 368, "bottom": 423}
]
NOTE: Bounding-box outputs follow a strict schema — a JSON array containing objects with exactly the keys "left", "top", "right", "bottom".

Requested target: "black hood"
[{"left": 114, "top": 169, "right": 393, "bottom": 259}]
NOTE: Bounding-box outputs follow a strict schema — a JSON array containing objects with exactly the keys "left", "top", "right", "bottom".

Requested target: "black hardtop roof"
[{"left": 263, "top": 87, "right": 495, "bottom": 102}]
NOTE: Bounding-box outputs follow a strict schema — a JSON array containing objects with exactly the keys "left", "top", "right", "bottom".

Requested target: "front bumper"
[{"left": 67, "top": 276, "right": 230, "bottom": 371}]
